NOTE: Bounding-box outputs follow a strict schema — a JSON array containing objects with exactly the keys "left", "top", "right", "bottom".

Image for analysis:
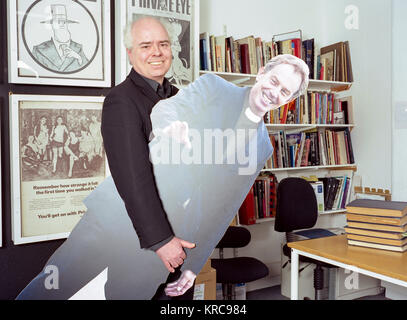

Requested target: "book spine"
[
  {"left": 253, "top": 182, "right": 259, "bottom": 220},
  {"left": 314, "top": 132, "right": 320, "bottom": 166},
  {"left": 277, "top": 132, "right": 283, "bottom": 168},
  {"left": 345, "top": 128, "right": 355, "bottom": 164},
  {"left": 232, "top": 41, "right": 239, "bottom": 73},
  {"left": 301, "top": 138, "right": 311, "bottom": 167},
  {"left": 346, "top": 214, "right": 405, "bottom": 226},
  {"left": 270, "top": 177, "right": 277, "bottom": 218},
  {"left": 262, "top": 180, "right": 267, "bottom": 218},
  {"left": 327, "top": 179, "right": 339, "bottom": 210},
  {"left": 210, "top": 36, "right": 216, "bottom": 72},
  {"left": 340, "top": 177, "right": 350, "bottom": 209},
  {"left": 282, "top": 131, "right": 289, "bottom": 168},
  {"left": 199, "top": 39, "right": 204, "bottom": 70},
  {"left": 240, "top": 44, "right": 250, "bottom": 74},
  {"left": 257, "top": 180, "right": 264, "bottom": 219},
  {"left": 238, "top": 187, "right": 256, "bottom": 225},
  {"left": 249, "top": 37, "right": 257, "bottom": 74}
]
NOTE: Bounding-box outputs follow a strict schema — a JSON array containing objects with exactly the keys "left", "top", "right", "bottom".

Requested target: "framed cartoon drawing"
[
  {"left": 7, "top": 0, "right": 111, "bottom": 87},
  {"left": 9, "top": 94, "right": 109, "bottom": 245},
  {"left": 115, "top": 0, "right": 199, "bottom": 87}
]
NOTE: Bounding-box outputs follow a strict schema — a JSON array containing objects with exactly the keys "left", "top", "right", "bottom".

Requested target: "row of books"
[
  {"left": 238, "top": 175, "right": 278, "bottom": 225},
  {"left": 264, "top": 93, "right": 353, "bottom": 125},
  {"left": 200, "top": 33, "right": 354, "bottom": 83},
  {"left": 317, "top": 41, "right": 354, "bottom": 83},
  {"left": 239, "top": 174, "right": 352, "bottom": 225},
  {"left": 345, "top": 199, "right": 407, "bottom": 252},
  {"left": 265, "top": 128, "right": 355, "bottom": 169},
  {"left": 199, "top": 33, "right": 280, "bottom": 75},
  {"left": 317, "top": 176, "right": 352, "bottom": 211}
]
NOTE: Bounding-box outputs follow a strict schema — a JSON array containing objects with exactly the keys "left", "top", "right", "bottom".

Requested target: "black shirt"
[{"left": 139, "top": 74, "right": 172, "bottom": 99}]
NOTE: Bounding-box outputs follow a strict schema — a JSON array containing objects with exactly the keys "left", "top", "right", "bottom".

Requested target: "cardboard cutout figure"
[{"left": 16, "top": 74, "right": 273, "bottom": 299}]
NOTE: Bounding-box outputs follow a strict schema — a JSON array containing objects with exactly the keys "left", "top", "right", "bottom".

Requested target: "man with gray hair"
[{"left": 101, "top": 17, "right": 196, "bottom": 299}]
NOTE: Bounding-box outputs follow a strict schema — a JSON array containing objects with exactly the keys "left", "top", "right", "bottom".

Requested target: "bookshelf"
[
  {"left": 199, "top": 31, "right": 356, "bottom": 226},
  {"left": 200, "top": 70, "right": 356, "bottom": 225},
  {"left": 261, "top": 164, "right": 356, "bottom": 173}
]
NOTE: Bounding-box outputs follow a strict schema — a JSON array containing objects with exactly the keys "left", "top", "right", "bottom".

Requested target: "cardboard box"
[{"left": 193, "top": 260, "right": 217, "bottom": 300}]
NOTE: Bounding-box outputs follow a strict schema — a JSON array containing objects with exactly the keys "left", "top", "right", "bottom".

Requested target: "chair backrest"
[
  {"left": 216, "top": 226, "right": 251, "bottom": 249},
  {"left": 274, "top": 177, "right": 318, "bottom": 233}
]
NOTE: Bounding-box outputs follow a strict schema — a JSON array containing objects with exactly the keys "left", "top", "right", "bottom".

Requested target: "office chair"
[
  {"left": 275, "top": 177, "right": 343, "bottom": 300},
  {"left": 211, "top": 226, "right": 269, "bottom": 300}
]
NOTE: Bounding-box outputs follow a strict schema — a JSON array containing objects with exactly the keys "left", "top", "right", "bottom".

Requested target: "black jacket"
[{"left": 101, "top": 69, "right": 179, "bottom": 249}]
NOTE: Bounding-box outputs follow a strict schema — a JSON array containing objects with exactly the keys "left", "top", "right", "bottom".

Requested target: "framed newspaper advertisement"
[
  {"left": 115, "top": 0, "right": 199, "bottom": 87},
  {"left": 9, "top": 94, "right": 109, "bottom": 245},
  {"left": 7, "top": 0, "right": 111, "bottom": 87}
]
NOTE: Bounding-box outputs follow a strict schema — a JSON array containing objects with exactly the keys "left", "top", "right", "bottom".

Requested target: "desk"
[{"left": 288, "top": 235, "right": 407, "bottom": 300}]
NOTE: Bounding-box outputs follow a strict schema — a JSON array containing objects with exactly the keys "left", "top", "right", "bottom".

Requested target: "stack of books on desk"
[{"left": 344, "top": 199, "right": 407, "bottom": 252}]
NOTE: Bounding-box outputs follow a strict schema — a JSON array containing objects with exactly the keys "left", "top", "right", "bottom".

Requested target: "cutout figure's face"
[
  {"left": 249, "top": 63, "right": 302, "bottom": 116},
  {"left": 127, "top": 19, "right": 172, "bottom": 84}
]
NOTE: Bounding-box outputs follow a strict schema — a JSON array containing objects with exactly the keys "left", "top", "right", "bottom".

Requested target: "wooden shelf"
[
  {"left": 199, "top": 70, "right": 353, "bottom": 91},
  {"left": 320, "top": 209, "right": 347, "bottom": 215},
  {"left": 265, "top": 123, "right": 355, "bottom": 132},
  {"left": 308, "top": 79, "right": 353, "bottom": 92},
  {"left": 242, "top": 208, "right": 346, "bottom": 226},
  {"left": 261, "top": 164, "right": 357, "bottom": 173}
]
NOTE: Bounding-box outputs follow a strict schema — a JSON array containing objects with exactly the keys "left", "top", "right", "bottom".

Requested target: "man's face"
[
  {"left": 127, "top": 20, "right": 172, "bottom": 84},
  {"left": 249, "top": 63, "right": 302, "bottom": 117}
]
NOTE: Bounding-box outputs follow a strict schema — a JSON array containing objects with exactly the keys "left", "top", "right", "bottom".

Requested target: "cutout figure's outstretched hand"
[
  {"left": 162, "top": 121, "right": 192, "bottom": 149},
  {"left": 165, "top": 270, "right": 197, "bottom": 297}
]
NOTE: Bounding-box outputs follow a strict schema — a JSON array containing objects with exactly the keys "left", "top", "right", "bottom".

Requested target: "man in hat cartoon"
[{"left": 32, "top": 4, "right": 89, "bottom": 73}]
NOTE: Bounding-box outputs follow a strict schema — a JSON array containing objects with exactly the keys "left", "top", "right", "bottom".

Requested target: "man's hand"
[
  {"left": 165, "top": 270, "right": 196, "bottom": 297},
  {"left": 156, "top": 237, "right": 196, "bottom": 273}
]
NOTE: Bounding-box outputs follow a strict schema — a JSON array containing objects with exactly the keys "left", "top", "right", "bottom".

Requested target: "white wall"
[
  {"left": 318, "top": 0, "right": 392, "bottom": 191},
  {"left": 201, "top": 0, "right": 393, "bottom": 291},
  {"left": 392, "top": 0, "right": 407, "bottom": 201}
]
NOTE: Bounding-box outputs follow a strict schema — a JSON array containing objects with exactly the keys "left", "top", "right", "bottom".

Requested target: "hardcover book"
[
  {"left": 346, "top": 233, "right": 407, "bottom": 247},
  {"left": 345, "top": 226, "right": 407, "bottom": 240},
  {"left": 346, "top": 199, "right": 407, "bottom": 217},
  {"left": 347, "top": 221, "right": 407, "bottom": 233},
  {"left": 302, "top": 39, "right": 314, "bottom": 79},
  {"left": 321, "top": 42, "right": 345, "bottom": 82},
  {"left": 348, "top": 239, "right": 407, "bottom": 252},
  {"left": 346, "top": 213, "right": 407, "bottom": 226}
]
